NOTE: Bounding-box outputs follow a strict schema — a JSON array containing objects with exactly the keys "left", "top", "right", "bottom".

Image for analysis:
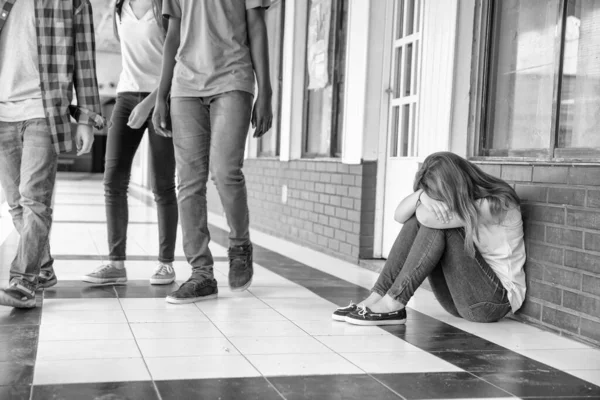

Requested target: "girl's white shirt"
[
  {"left": 116, "top": 0, "right": 164, "bottom": 94},
  {"left": 473, "top": 204, "right": 527, "bottom": 313}
]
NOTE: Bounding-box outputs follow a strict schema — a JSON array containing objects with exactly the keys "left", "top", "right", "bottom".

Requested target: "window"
[
  {"left": 302, "top": 0, "right": 347, "bottom": 157},
  {"left": 258, "top": 0, "right": 285, "bottom": 157},
  {"left": 481, "top": 0, "right": 600, "bottom": 160}
]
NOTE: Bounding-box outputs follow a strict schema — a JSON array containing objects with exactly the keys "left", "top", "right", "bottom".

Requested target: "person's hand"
[
  {"left": 420, "top": 191, "right": 452, "bottom": 224},
  {"left": 75, "top": 124, "right": 94, "bottom": 156},
  {"left": 128, "top": 100, "right": 153, "bottom": 129},
  {"left": 251, "top": 95, "right": 273, "bottom": 138},
  {"left": 152, "top": 96, "right": 172, "bottom": 137}
]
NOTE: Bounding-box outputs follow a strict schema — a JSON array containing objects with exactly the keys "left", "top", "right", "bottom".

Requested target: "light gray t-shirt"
[
  {"left": 163, "top": 0, "right": 270, "bottom": 98},
  {"left": 0, "top": 0, "right": 45, "bottom": 122}
]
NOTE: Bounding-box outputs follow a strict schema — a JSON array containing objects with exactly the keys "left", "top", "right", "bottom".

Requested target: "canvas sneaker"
[
  {"left": 38, "top": 266, "right": 58, "bottom": 289},
  {"left": 0, "top": 279, "right": 36, "bottom": 308},
  {"left": 228, "top": 244, "right": 253, "bottom": 292},
  {"left": 332, "top": 302, "right": 359, "bottom": 321},
  {"left": 82, "top": 264, "right": 127, "bottom": 285},
  {"left": 166, "top": 278, "right": 218, "bottom": 304},
  {"left": 345, "top": 305, "right": 407, "bottom": 326},
  {"left": 150, "top": 263, "right": 176, "bottom": 285}
]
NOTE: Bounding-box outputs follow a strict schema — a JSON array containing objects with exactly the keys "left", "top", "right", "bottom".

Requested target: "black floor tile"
[
  {"left": 480, "top": 369, "right": 600, "bottom": 398},
  {"left": 383, "top": 318, "right": 467, "bottom": 336},
  {"left": 398, "top": 333, "right": 501, "bottom": 352},
  {"left": 269, "top": 375, "right": 402, "bottom": 400},
  {"left": 115, "top": 282, "right": 179, "bottom": 298},
  {"left": 0, "top": 325, "right": 38, "bottom": 342},
  {"left": 375, "top": 372, "right": 512, "bottom": 399},
  {"left": 0, "top": 339, "right": 37, "bottom": 363},
  {"left": 0, "top": 385, "right": 31, "bottom": 400},
  {"left": 433, "top": 350, "right": 548, "bottom": 373},
  {"left": 33, "top": 381, "right": 159, "bottom": 400},
  {"left": 157, "top": 378, "right": 281, "bottom": 400},
  {"left": 0, "top": 361, "right": 34, "bottom": 387},
  {"left": 0, "top": 303, "right": 43, "bottom": 326},
  {"left": 43, "top": 284, "right": 117, "bottom": 299}
]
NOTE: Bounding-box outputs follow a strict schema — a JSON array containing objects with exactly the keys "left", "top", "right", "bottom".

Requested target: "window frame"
[{"left": 470, "top": 0, "right": 600, "bottom": 163}]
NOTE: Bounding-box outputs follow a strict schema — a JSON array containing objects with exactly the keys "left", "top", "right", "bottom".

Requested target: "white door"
[
  {"left": 130, "top": 133, "right": 150, "bottom": 188},
  {"left": 381, "top": 0, "right": 423, "bottom": 257}
]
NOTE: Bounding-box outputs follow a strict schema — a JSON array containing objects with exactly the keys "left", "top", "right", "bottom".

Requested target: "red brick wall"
[
  {"left": 476, "top": 162, "right": 600, "bottom": 346},
  {"left": 207, "top": 159, "right": 377, "bottom": 263}
]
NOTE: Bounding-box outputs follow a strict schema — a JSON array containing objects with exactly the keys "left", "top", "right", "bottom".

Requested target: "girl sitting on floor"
[{"left": 334, "top": 152, "right": 526, "bottom": 326}]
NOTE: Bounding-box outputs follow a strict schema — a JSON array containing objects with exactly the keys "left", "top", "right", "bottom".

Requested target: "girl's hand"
[
  {"left": 152, "top": 97, "right": 172, "bottom": 137},
  {"left": 128, "top": 101, "right": 153, "bottom": 129},
  {"left": 420, "top": 192, "right": 452, "bottom": 224}
]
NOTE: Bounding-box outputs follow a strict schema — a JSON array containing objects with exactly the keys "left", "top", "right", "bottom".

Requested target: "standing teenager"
[
  {"left": 153, "top": 0, "right": 272, "bottom": 303},
  {"left": 333, "top": 152, "right": 527, "bottom": 325},
  {"left": 0, "top": 0, "right": 103, "bottom": 308},
  {"left": 83, "top": 0, "right": 178, "bottom": 286}
]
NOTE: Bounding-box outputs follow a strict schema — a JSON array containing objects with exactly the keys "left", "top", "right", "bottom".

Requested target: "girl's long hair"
[
  {"left": 113, "top": 0, "right": 164, "bottom": 41},
  {"left": 413, "top": 152, "right": 520, "bottom": 256}
]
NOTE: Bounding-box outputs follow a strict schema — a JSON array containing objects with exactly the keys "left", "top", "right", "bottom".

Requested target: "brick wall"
[
  {"left": 476, "top": 162, "right": 600, "bottom": 346},
  {"left": 207, "top": 159, "right": 377, "bottom": 263}
]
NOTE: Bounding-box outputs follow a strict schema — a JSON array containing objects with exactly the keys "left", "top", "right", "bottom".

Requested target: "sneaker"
[
  {"left": 150, "top": 263, "right": 176, "bottom": 285},
  {"left": 0, "top": 279, "right": 36, "bottom": 308},
  {"left": 82, "top": 264, "right": 127, "bottom": 285},
  {"left": 345, "top": 306, "right": 407, "bottom": 326},
  {"left": 228, "top": 244, "right": 253, "bottom": 292},
  {"left": 332, "top": 302, "right": 358, "bottom": 321},
  {"left": 38, "top": 267, "right": 58, "bottom": 289},
  {"left": 166, "top": 278, "right": 218, "bottom": 304}
]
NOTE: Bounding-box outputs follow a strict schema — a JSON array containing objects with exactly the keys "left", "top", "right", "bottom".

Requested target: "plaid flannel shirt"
[{"left": 0, "top": 0, "right": 105, "bottom": 154}]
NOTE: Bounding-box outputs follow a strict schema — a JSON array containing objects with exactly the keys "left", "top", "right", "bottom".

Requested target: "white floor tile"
[
  {"left": 294, "top": 320, "right": 392, "bottom": 336},
  {"left": 316, "top": 335, "right": 422, "bottom": 353},
  {"left": 42, "top": 298, "right": 121, "bottom": 311},
  {"left": 247, "top": 353, "right": 364, "bottom": 376},
  {"left": 124, "top": 308, "right": 208, "bottom": 323},
  {"left": 342, "top": 351, "right": 462, "bottom": 374},
  {"left": 193, "top": 297, "right": 270, "bottom": 312},
  {"left": 518, "top": 348, "right": 600, "bottom": 371},
  {"left": 261, "top": 297, "right": 337, "bottom": 309},
  {"left": 145, "top": 355, "right": 260, "bottom": 380},
  {"left": 39, "top": 323, "right": 133, "bottom": 341},
  {"left": 229, "top": 336, "right": 333, "bottom": 355},
  {"left": 137, "top": 337, "right": 238, "bottom": 358},
  {"left": 274, "top": 306, "right": 337, "bottom": 321},
  {"left": 130, "top": 322, "right": 224, "bottom": 339},
  {"left": 37, "top": 339, "right": 141, "bottom": 360},
  {"left": 202, "top": 307, "right": 287, "bottom": 322},
  {"left": 119, "top": 298, "right": 197, "bottom": 310},
  {"left": 41, "top": 310, "right": 127, "bottom": 325},
  {"left": 249, "top": 286, "right": 318, "bottom": 299},
  {"left": 34, "top": 358, "right": 151, "bottom": 385},
  {"left": 213, "top": 320, "right": 309, "bottom": 337}
]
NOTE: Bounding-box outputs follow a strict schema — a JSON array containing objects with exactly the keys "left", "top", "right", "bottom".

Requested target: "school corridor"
[{"left": 0, "top": 173, "right": 599, "bottom": 399}]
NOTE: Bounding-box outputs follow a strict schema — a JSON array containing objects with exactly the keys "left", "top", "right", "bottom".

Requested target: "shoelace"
[
  {"left": 154, "top": 263, "right": 174, "bottom": 275},
  {"left": 337, "top": 301, "right": 355, "bottom": 311},
  {"left": 93, "top": 264, "right": 114, "bottom": 274},
  {"left": 357, "top": 305, "right": 369, "bottom": 317}
]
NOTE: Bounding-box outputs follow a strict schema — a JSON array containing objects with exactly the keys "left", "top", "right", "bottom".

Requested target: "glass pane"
[
  {"left": 390, "top": 106, "right": 400, "bottom": 157},
  {"left": 415, "top": 0, "right": 420, "bottom": 33},
  {"left": 404, "top": 43, "right": 413, "bottom": 97},
  {"left": 305, "top": 86, "right": 333, "bottom": 155},
  {"left": 394, "top": 47, "right": 402, "bottom": 98},
  {"left": 410, "top": 103, "right": 417, "bottom": 155},
  {"left": 412, "top": 44, "right": 419, "bottom": 95},
  {"left": 558, "top": 0, "right": 600, "bottom": 148},
  {"left": 405, "top": 0, "right": 415, "bottom": 36},
  {"left": 486, "top": 0, "right": 560, "bottom": 152},
  {"left": 396, "top": 0, "right": 405, "bottom": 39},
  {"left": 400, "top": 104, "right": 410, "bottom": 156}
]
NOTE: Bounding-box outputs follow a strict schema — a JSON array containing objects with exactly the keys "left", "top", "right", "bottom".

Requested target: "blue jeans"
[
  {"left": 171, "top": 91, "right": 253, "bottom": 280},
  {"left": 0, "top": 119, "right": 57, "bottom": 285},
  {"left": 104, "top": 92, "right": 178, "bottom": 263},
  {"left": 373, "top": 216, "right": 511, "bottom": 322}
]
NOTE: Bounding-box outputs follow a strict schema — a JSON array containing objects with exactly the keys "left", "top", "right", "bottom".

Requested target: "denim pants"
[
  {"left": 170, "top": 91, "right": 253, "bottom": 280},
  {"left": 0, "top": 119, "right": 57, "bottom": 285},
  {"left": 105, "top": 92, "right": 178, "bottom": 263},
  {"left": 373, "top": 215, "right": 511, "bottom": 322}
]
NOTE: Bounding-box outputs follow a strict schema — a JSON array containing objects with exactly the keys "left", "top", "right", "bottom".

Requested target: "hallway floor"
[{"left": 0, "top": 173, "right": 599, "bottom": 399}]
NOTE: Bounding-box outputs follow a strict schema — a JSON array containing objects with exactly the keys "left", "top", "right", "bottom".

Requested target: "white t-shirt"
[
  {"left": 0, "top": 0, "right": 45, "bottom": 121},
  {"left": 116, "top": 0, "right": 164, "bottom": 93},
  {"left": 473, "top": 206, "right": 527, "bottom": 313}
]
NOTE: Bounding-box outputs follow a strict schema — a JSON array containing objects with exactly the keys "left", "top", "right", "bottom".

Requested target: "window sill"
[{"left": 469, "top": 157, "right": 600, "bottom": 166}]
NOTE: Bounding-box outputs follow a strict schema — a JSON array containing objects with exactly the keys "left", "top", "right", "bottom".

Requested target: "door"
[{"left": 381, "top": 0, "right": 423, "bottom": 257}]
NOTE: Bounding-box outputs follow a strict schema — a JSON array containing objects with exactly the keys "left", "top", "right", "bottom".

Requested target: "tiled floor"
[{"left": 0, "top": 173, "right": 599, "bottom": 399}]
